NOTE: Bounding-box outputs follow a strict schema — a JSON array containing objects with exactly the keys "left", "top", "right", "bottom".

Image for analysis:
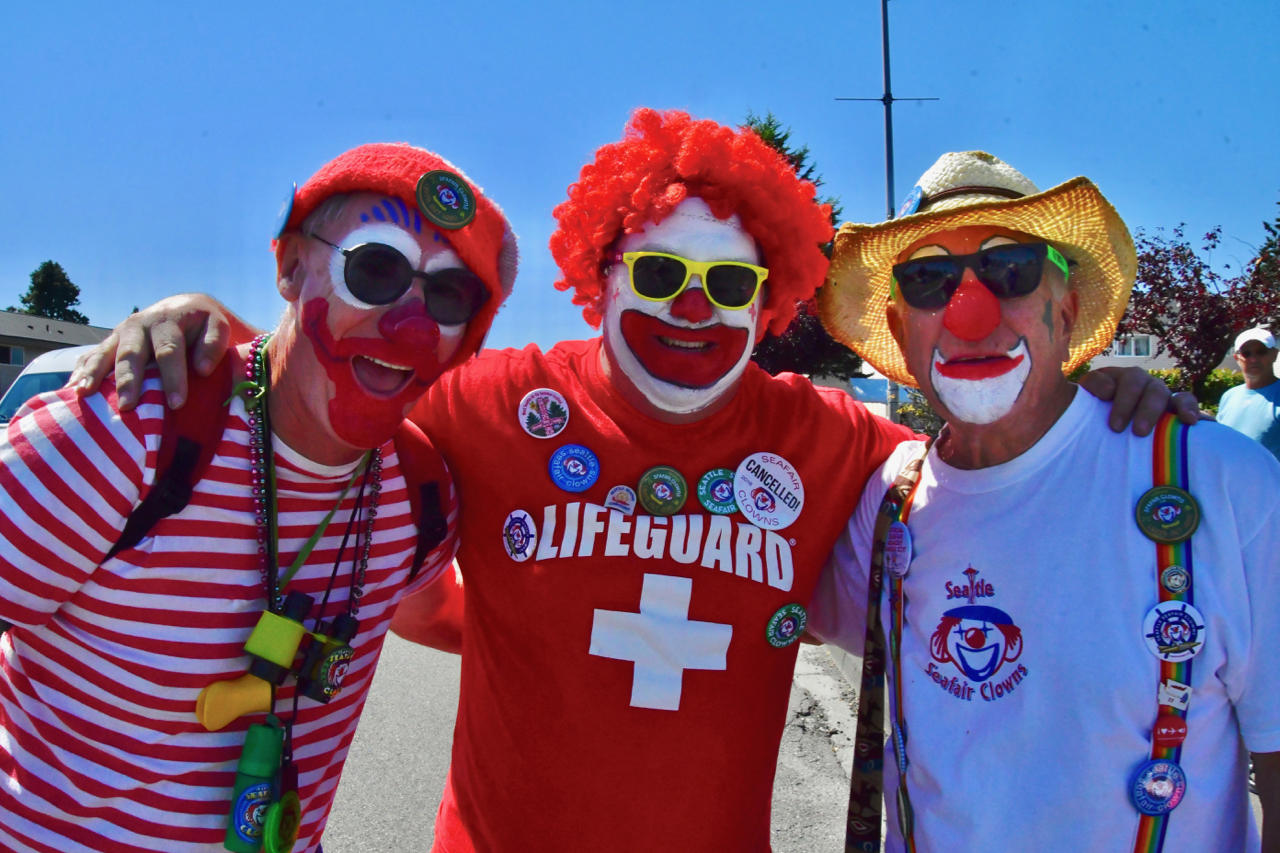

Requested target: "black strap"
[
  {"left": 103, "top": 436, "right": 203, "bottom": 561},
  {"left": 409, "top": 481, "right": 448, "bottom": 582}
]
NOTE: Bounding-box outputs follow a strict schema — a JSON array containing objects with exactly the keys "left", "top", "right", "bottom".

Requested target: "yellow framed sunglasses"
[{"left": 617, "top": 251, "right": 769, "bottom": 310}]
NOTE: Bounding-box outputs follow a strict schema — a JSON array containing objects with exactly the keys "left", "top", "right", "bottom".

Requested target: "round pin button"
[
  {"left": 518, "top": 388, "right": 570, "bottom": 439},
  {"left": 549, "top": 445, "right": 600, "bottom": 493},
  {"left": 416, "top": 169, "right": 476, "bottom": 230},
  {"left": 883, "top": 521, "right": 913, "bottom": 579},
  {"left": 273, "top": 183, "right": 297, "bottom": 240},
  {"left": 1152, "top": 715, "right": 1188, "bottom": 750},
  {"left": 697, "top": 469, "right": 738, "bottom": 515},
  {"left": 1160, "top": 565, "right": 1191, "bottom": 595},
  {"left": 604, "top": 485, "right": 637, "bottom": 516},
  {"left": 766, "top": 604, "right": 807, "bottom": 649},
  {"left": 1135, "top": 486, "right": 1200, "bottom": 543},
  {"left": 639, "top": 466, "right": 687, "bottom": 516},
  {"left": 1143, "top": 601, "right": 1206, "bottom": 662},
  {"left": 734, "top": 452, "right": 804, "bottom": 531},
  {"left": 501, "top": 509, "right": 538, "bottom": 562},
  {"left": 1129, "top": 759, "right": 1187, "bottom": 816}
]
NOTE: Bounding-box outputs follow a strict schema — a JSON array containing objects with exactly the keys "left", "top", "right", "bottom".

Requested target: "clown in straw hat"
[{"left": 807, "top": 153, "right": 1280, "bottom": 851}]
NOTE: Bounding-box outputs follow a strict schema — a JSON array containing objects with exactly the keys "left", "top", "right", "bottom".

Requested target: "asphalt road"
[{"left": 324, "top": 636, "right": 850, "bottom": 852}]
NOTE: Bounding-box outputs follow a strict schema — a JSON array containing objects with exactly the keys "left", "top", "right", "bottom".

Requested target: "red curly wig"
[{"left": 550, "top": 109, "right": 834, "bottom": 336}]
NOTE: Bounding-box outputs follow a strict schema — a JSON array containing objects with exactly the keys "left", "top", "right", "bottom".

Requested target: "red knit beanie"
[{"left": 275, "top": 143, "right": 517, "bottom": 366}]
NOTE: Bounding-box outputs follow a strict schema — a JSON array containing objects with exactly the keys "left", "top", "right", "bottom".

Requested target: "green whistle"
[{"left": 224, "top": 716, "right": 283, "bottom": 853}]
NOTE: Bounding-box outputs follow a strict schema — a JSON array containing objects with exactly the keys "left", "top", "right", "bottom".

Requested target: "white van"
[{"left": 0, "top": 344, "right": 96, "bottom": 424}]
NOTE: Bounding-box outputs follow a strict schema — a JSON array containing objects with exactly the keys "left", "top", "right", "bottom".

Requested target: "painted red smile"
[
  {"left": 934, "top": 355, "right": 1025, "bottom": 381},
  {"left": 619, "top": 310, "right": 749, "bottom": 388}
]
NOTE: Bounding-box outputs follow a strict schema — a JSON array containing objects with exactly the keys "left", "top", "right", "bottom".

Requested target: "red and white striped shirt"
[{"left": 0, "top": 371, "right": 457, "bottom": 853}]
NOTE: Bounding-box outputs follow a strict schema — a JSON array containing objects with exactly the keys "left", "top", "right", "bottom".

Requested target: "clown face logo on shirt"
[
  {"left": 1157, "top": 505, "right": 1181, "bottom": 524},
  {"left": 437, "top": 185, "right": 460, "bottom": 209},
  {"left": 751, "top": 487, "right": 776, "bottom": 513},
  {"left": 930, "top": 605, "right": 1023, "bottom": 682},
  {"left": 923, "top": 566, "right": 1029, "bottom": 703}
]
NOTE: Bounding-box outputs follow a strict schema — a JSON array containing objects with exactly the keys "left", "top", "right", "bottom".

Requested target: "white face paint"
[
  {"left": 602, "top": 197, "right": 763, "bottom": 414},
  {"left": 929, "top": 338, "right": 1033, "bottom": 425}
]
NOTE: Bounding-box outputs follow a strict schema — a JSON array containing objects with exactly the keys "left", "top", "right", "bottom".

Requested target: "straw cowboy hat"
[{"left": 820, "top": 151, "right": 1137, "bottom": 386}]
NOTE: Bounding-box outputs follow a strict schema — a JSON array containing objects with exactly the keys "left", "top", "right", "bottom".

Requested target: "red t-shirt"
[{"left": 411, "top": 338, "right": 913, "bottom": 853}]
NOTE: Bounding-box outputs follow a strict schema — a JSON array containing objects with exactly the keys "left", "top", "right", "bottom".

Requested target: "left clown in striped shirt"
[{"left": 0, "top": 143, "right": 516, "bottom": 853}]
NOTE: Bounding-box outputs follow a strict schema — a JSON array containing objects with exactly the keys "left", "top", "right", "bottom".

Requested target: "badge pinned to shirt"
[
  {"left": 697, "top": 469, "right": 739, "bottom": 515},
  {"left": 549, "top": 445, "right": 600, "bottom": 493},
  {"left": 1143, "top": 601, "right": 1206, "bottom": 662},
  {"left": 604, "top": 485, "right": 637, "bottom": 516},
  {"left": 1160, "top": 565, "right": 1191, "bottom": 595},
  {"left": 734, "top": 452, "right": 804, "bottom": 531},
  {"left": 1157, "top": 678, "right": 1193, "bottom": 711},
  {"left": 501, "top": 509, "right": 537, "bottom": 562},
  {"left": 639, "top": 466, "right": 687, "bottom": 516},
  {"left": 766, "top": 604, "right": 807, "bottom": 649},
  {"left": 1129, "top": 759, "right": 1187, "bottom": 816},
  {"left": 883, "top": 521, "right": 913, "bottom": 579},
  {"left": 1135, "top": 486, "right": 1201, "bottom": 543},
  {"left": 518, "top": 388, "right": 570, "bottom": 439}
]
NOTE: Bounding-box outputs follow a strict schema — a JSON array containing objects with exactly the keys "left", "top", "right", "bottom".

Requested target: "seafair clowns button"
[
  {"left": 1160, "top": 565, "right": 1191, "bottom": 595},
  {"left": 549, "top": 445, "right": 600, "bottom": 493},
  {"left": 1135, "top": 486, "right": 1201, "bottom": 543},
  {"left": 273, "top": 183, "right": 296, "bottom": 240},
  {"left": 883, "top": 521, "right": 913, "bottom": 579},
  {"left": 1158, "top": 679, "right": 1193, "bottom": 711},
  {"left": 1129, "top": 759, "right": 1187, "bottom": 816},
  {"left": 697, "top": 468, "right": 738, "bottom": 515},
  {"left": 416, "top": 169, "right": 477, "bottom": 230},
  {"left": 518, "top": 388, "right": 570, "bottom": 439},
  {"left": 1153, "top": 715, "right": 1188, "bottom": 750},
  {"left": 734, "top": 452, "right": 804, "bottom": 531},
  {"left": 1143, "top": 601, "right": 1206, "bottom": 662},
  {"left": 604, "top": 485, "right": 637, "bottom": 515},
  {"left": 639, "top": 466, "right": 687, "bottom": 516},
  {"left": 766, "top": 604, "right": 807, "bottom": 648},
  {"left": 501, "top": 509, "right": 538, "bottom": 561}
]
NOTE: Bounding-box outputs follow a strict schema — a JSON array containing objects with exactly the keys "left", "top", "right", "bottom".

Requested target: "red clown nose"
[
  {"left": 943, "top": 280, "right": 1002, "bottom": 342},
  {"left": 670, "top": 288, "right": 715, "bottom": 323}
]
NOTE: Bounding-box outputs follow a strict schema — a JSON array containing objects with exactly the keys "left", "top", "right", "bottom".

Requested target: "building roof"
[{"left": 0, "top": 310, "right": 111, "bottom": 346}]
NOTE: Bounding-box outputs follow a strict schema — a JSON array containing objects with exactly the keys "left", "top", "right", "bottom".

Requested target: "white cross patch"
[{"left": 589, "top": 574, "right": 733, "bottom": 711}]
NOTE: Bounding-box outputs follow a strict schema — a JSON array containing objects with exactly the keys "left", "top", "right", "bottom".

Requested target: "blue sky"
[{"left": 1, "top": 1, "right": 1277, "bottom": 351}]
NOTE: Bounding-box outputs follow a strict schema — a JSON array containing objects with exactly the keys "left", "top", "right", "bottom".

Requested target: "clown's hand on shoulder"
[
  {"left": 71, "top": 294, "right": 257, "bottom": 412},
  {"left": 1076, "top": 366, "right": 1201, "bottom": 436}
]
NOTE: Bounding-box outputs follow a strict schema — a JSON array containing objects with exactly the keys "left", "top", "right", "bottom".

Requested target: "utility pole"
[{"left": 837, "top": 0, "right": 937, "bottom": 422}]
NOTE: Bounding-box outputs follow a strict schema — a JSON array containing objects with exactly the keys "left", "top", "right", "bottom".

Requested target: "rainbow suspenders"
[{"left": 845, "top": 414, "right": 1203, "bottom": 852}]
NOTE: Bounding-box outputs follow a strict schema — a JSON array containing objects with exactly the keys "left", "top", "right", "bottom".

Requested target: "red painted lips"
[
  {"left": 933, "top": 354, "right": 1025, "bottom": 381},
  {"left": 619, "top": 311, "right": 750, "bottom": 389}
]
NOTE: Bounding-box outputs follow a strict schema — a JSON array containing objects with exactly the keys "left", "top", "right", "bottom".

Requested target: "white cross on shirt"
[{"left": 589, "top": 573, "right": 733, "bottom": 711}]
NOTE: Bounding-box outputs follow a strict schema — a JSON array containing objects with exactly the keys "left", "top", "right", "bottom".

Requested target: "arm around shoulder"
[{"left": 391, "top": 563, "right": 464, "bottom": 654}]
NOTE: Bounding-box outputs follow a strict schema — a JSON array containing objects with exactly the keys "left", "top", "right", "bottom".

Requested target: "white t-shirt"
[{"left": 809, "top": 390, "right": 1280, "bottom": 852}]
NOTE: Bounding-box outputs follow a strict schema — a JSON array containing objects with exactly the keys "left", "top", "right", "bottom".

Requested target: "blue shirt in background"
[{"left": 1217, "top": 380, "right": 1280, "bottom": 460}]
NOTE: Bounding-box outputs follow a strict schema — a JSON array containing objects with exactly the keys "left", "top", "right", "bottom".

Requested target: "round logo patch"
[
  {"left": 1130, "top": 759, "right": 1187, "bottom": 816},
  {"left": 518, "top": 388, "right": 570, "bottom": 439},
  {"left": 501, "top": 509, "right": 538, "bottom": 561},
  {"left": 766, "top": 603, "right": 808, "bottom": 648},
  {"left": 1152, "top": 714, "right": 1188, "bottom": 750},
  {"left": 263, "top": 790, "right": 302, "bottom": 853},
  {"left": 897, "top": 184, "right": 924, "bottom": 218},
  {"left": 1135, "top": 486, "right": 1200, "bottom": 543},
  {"left": 734, "top": 452, "right": 804, "bottom": 530},
  {"left": 416, "top": 169, "right": 476, "bottom": 230},
  {"left": 1143, "top": 601, "right": 1206, "bottom": 662},
  {"left": 233, "top": 780, "right": 273, "bottom": 843},
  {"left": 1160, "top": 565, "right": 1191, "bottom": 595},
  {"left": 639, "top": 466, "right": 687, "bottom": 516},
  {"left": 317, "top": 646, "right": 354, "bottom": 698},
  {"left": 883, "top": 521, "right": 913, "bottom": 579},
  {"left": 273, "top": 182, "right": 296, "bottom": 240},
  {"left": 549, "top": 445, "right": 600, "bottom": 493},
  {"left": 697, "top": 469, "right": 738, "bottom": 515},
  {"left": 604, "top": 485, "right": 637, "bottom": 516}
]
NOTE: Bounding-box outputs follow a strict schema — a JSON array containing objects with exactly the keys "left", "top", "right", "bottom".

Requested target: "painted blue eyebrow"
[
  {"left": 413, "top": 209, "right": 422, "bottom": 233},
  {"left": 395, "top": 197, "right": 415, "bottom": 232},
  {"left": 381, "top": 200, "right": 400, "bottom": 225},
  {"left": 372, "top": 207, "right": 387, "bottom": 222}
]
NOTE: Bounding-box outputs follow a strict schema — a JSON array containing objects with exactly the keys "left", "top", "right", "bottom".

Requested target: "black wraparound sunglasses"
[
  {"left": 310, "top": 234, "right": 489, "bottom": 326},
  {"left": 890, "top": 243, "right": 1070, "bottom": 310}
]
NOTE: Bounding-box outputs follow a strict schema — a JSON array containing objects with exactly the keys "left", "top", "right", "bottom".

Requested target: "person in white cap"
[
  {"left": 1217, "top": 327, "right": 1280, "bottom": 459},
  {"left": 812, "top": 151, "right": 1280, "bottom": 852}
]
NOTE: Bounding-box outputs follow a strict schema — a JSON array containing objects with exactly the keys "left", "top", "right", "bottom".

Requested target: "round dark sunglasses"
[
  {"left": 890, "top": 243, "right": 1070, "bottom": 311},
  {"left": 310, "top": 234, "right": 489, "bottom": 326}
]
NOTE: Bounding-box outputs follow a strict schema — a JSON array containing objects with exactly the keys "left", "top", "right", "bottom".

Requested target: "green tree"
[
  {"left": 9, "top": 261, "right": 89, "bottom": 324},
  {"left": 744, "top": 111, "right": 863, "bottom": 380}
]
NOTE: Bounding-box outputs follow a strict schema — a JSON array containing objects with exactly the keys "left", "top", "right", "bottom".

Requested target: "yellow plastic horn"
[{"left": 196, "top": 673, "right": 272, "bottom": 732}]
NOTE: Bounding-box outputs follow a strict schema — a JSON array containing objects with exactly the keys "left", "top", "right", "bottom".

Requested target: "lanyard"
[
  {"left": 1132, "top": 414, "right": 1197, "bottom": 853},
  {"left": 847, "top": 440, "right": 932, "bottom": 853}
]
